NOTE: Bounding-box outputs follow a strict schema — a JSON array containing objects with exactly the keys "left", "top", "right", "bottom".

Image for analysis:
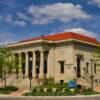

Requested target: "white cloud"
[
  {"left": 28, "top": 3, "right": 90, "bottom": 24},
  {"left": 14, "top": 20, "right": 26, "bottom": 27},
  {"left": 64, "top": 27, "right": 98, "bottom": 38},
  {"left": 17, "top": 12, "right": 31, "bottom": 21},
  {"left": 88, "top": 0, "right": 100, "bottom": 7},
  {"left": 5, "top": 15, "right": 26, "bottom": 27},
  {"left": 5, "top": 15, "right": 13, "bottom": 22},
  {"left": 0, "top": 32, "right": 16, "bottom": 45}
]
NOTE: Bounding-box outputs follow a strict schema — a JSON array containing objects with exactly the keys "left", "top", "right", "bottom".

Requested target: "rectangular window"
[
  {"left": 60, "top": 61, "right": 64, "bottom": 73},
  {"left": 60, "top": 80, "right": 64, "bottom": 84},
  {"left": 94, "top": 64, "right": 96, "bottom": 74},
  {"left": 86, "top": 63, "right": 89, "bottom": 73}
]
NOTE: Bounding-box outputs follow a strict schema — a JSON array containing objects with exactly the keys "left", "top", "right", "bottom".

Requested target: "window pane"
[
  {"left": 86, "top": 63, "right": 89, "bottom": 73},
  {"left": 60, "top": 61, "right": 64, "bottom": 73},
  {"left": 94, "top": 64, "right": 96, "bottom": 74}
]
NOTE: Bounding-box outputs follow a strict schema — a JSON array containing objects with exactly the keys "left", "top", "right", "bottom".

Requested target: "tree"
[
  {"left": 0, "top": 46, "right": 14, "bottom": 87},
  {"left": 94, "top": 46, "right": 100, "bottom": 58},
  {"left": 90, "top": 46, "right": 100, "bottom": 90},
  {"left": 93, "top": 46, "right": 100, "bottom": 66}
]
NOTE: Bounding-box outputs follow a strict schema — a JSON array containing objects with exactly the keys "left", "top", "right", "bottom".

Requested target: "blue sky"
[{"left": 0, "top": 0, "right": 100, "bottom": 44}]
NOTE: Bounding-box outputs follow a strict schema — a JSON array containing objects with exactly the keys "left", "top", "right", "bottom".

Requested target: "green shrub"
[
  {"left": 65, "top": 88, "right": 70, "bottom": 92},
  {"left": 36, "top": 82, "right": 68, "bottom": 89},
  {"left": 74, "top": 86, "right": 81, "bottom": 94},
  {"left": 59, "top": 83, "right": 67, "bottom": 88},
  {"left": 47, "top": 88, "right": 52, "bottom": 93},
  {"left": 39, "top": 88, "right": 44, "bottom": 92},
  {"left": 82, "top": 88, "right": 94, "bottom": 95},
  {"left": 76, "top": 84, "right": 82, "bottom": 90},
  {"left": 0, "top": 86, "right": 18, "bottom": 94},
  {"left": 4, "top": 86, "right": 18, "bottom": 91},
  {"left": 32, "top": 88, "right": 37, "bottom": 93},
  {"left": 0, "top": 87, "right": 4, "bottom": 91}
]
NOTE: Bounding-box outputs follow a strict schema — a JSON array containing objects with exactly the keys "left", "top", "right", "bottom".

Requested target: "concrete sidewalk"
[
  {"left": 9, "top": 89, "right": 30, "bottom": 96},
  {"left": 0, "top": 95, "right": 100, "bottom": 100}
]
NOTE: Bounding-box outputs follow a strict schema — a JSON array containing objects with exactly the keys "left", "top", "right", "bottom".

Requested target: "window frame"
[
  {"left": 86, "top": 62, "right": 89, "bottom": 73},
  {"left": 94, "top": 63, "right": 96, "bottom": 74},
  {"left": 59, "top": 61, "right": 64, "bottom": 74}
]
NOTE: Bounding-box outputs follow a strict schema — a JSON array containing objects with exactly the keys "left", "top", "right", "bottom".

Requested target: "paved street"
[{"left": 0, "top": 96, "right": 100, "bottom": 100}]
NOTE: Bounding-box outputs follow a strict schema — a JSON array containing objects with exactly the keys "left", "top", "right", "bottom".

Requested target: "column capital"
[
  {"left": 33, "top": 49, "right": 36, "bottom": 53},
  {"left": 18, "top": 52, "right": 22, "bottom": 55},
  {"left": 25, "top": 51, "right": 29, "bottom": 55},
  {"left": 40, "top": 49, "right": 45, "bottom": 53}
]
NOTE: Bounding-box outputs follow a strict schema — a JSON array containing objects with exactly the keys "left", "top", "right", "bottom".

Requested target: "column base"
[
  {"left": 39, "top": 74, "right": 44, "bottom": 80},
  {"left": 32, "top": 79, "right": 40, "bottom": 84}
]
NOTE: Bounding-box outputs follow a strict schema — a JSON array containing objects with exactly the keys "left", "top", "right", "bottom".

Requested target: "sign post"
[{"left": 68, "top": 80, "right": 76, "bottom": 95}]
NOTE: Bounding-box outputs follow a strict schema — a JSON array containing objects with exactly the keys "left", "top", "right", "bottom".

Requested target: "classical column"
[
  {"left": 25, "top": 52, "right": 28, "bottom": 77},
  {"left": 47, "top": 50, "right": 50, "bottom": 78},
  {"left": 18, "top": 53, "right": 22, "bottom": 75},
  {"left": 12, "top": 53, "right": 15, "bottom": 69},
  {"left": 39, "top": 50, "right": 44, "bottom": 79},
  {"left": 33, "top": 50, "right": 36, "bottom": 80},
  {"left": 47, "top": 49, "right": 54, "bottom": 78}
]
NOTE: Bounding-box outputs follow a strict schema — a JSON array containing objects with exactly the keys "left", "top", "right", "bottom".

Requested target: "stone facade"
[{"left": 6, "top": 32, "right": 100, "bottom": 87}]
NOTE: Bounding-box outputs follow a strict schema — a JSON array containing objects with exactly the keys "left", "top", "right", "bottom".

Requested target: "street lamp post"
[
  {"left": 29, "top": 56, "right": 32, "bottom": 91},
  {"left": 90, "top": 59, "right": 94, "bottom": 91},
  {"left": 29, "top": 77, "right": 32, "bottom": 91}
]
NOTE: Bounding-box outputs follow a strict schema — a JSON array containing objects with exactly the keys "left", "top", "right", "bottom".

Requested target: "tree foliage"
[
  {"left": 93, "top": 46, "right": 100, "bottom": 60},
  {"left": 93, "top": 46, "right": 100, "bottom": 66},
  {"left": 0, "top": 46, "right": 14, "bottom": 86}
]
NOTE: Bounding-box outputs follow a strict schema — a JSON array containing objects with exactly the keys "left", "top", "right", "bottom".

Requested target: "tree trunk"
[{"left": 4, "top": 71, "right": 6, "bottom": 87}]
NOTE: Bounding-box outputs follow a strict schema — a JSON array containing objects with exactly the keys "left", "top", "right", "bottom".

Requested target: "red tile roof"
[
  {"left": 19, "top": 37, "right": 42, "bottom": 43},
  {"left": 19, "top": 32, "right": 100, "bottom": 45}
]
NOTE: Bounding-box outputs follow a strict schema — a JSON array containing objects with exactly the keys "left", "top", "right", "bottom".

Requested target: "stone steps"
[{"left": 76, "top": 78, "right": 91, "bottom": 88}]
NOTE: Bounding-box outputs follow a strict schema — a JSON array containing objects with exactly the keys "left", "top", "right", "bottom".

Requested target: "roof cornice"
[{"left": 6, "top": 32, "right": 100, "bottom": 48}]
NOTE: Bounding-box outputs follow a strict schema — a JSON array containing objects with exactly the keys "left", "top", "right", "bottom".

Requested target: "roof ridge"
[
  {"left": 46, "top": 32, "right": 97, "bottom": 41},
  {"left": 67, "top": 32, "right": 97, "bottom": 41}
]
